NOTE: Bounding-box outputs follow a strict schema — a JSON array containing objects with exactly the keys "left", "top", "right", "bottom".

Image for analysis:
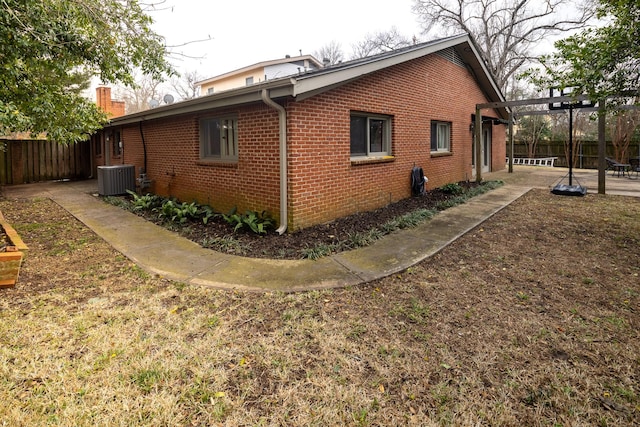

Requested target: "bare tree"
[
  {"left": 513, "top": 88, "right": 552, "bottom": 158},
  {"left": 314, "top": 41, "right": 344, "bottom": 65},
  {"left": 566, "top": 111, "right": 590, "bottom": 168},
  {"left": 548, "top": 109, "right": 595, "bottom": 168},
  {"left": 350, "top": 27, "right": 415, "bottom": 59},
  {"left": 412, "top": 0, "right": 596, "bottom": 97},
  {"left": 170, "top": 70, "right": 202, "bottom": 100},
  {"left": 114, "top": 72, "right": 165, "bottom": 114},
  {"left": 516, "top": 114, "right": 551, "bottom": 158},
  {"left": 608, "top": 103, "right": 640, "bottom": 163}
]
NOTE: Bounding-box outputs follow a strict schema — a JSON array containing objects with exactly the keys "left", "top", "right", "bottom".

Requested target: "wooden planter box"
[{"left": 0, "top": 212, "right": 28, "bottom": 288}]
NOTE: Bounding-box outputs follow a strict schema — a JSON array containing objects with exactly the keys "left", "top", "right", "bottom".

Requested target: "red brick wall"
[
  {"left": 96, "top": 87, "right": 125, "bottom": 118},
  {"left": 286, "top": 53, "right": 505, "bottom": 229},
  {"left": 106, "top": 52, "right": 505, "bottom": 231},
  {"left": 115, "top": 105, "right": 281, "bottom": 217},
  {"left": 96, "top": 87, "right": 110, "bottom": 113},
  {"left": 109, "top": 101, "right": 125, "bottom": 118}
]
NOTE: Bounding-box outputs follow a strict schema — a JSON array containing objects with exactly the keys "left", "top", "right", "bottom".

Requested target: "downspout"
[
  {"left": 261, "top": 89, "right": 288, "bottom": 235},
  {"left": 139, "top": 120, "right": 148, "bottom": 174}
]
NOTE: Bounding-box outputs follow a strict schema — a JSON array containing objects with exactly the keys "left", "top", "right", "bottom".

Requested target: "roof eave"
[
  {"left": 107, "top": 34, "right": 509, "bottom": 127},
  {"left": 104, "top": 79, "right": 295, "bottom": 127},
  {"left": 291, "top": 34, "right": 469, "bottom": 99},
  {"left": 454, "top": 40, "right": 510, "bottom": 119},
  {"left": 291, "top": 34, "right": 509, "bottom": 118}
]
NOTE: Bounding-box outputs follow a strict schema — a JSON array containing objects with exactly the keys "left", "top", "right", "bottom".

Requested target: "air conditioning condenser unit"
[{"left": 97, "top": 165, "right": 136, "bottom": 196}]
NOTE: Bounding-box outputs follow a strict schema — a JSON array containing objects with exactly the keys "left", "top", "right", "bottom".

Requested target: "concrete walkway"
[{"left": 4, "top": 166, "right": 639, "bottom": 291}]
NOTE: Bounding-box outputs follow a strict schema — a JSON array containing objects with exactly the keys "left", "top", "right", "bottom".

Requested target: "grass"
[{"left": 0, "top": 189, "right": 638, "bottom": 425}]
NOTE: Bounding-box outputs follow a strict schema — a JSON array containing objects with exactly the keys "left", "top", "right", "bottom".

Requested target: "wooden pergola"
[{"left": 475, "top": 94, "right": 608, "bottom": 193}]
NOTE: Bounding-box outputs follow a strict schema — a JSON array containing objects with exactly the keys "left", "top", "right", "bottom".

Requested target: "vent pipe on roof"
[{"left": 261, "top": 89, "right": 288, "bottom": 235}]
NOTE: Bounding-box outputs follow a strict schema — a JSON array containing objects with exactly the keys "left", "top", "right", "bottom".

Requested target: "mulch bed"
[{"left": 115, "top": 182, "right": 484, "bottom": 259}]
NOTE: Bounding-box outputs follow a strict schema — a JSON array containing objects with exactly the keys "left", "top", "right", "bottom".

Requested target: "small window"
[
  {"left": 430, "top": 121, "right": 451, "bottom": 153},
  {"left": 200, "top": 117, "right": 238, "bottom": 161},
  {"left": 245, "top": 76, "right": 254, "bottom": 86},
  {"left": 350, "top": 113, "right": 392, "bottom": 157},
  {"left": 207, "top": 87, "right": 214, "bottom": 95}
]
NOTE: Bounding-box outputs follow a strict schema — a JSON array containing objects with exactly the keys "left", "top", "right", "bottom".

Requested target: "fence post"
[
  {"left": 508, "top": 113, "right": 514, "bottom": 173},
  {"left": 598, "top": 100, "right": 606, "bottom": 194}
]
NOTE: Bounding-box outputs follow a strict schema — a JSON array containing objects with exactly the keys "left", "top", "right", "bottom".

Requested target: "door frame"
[{"left": 472, "top": 122, "right": 492, "bottom": 174}]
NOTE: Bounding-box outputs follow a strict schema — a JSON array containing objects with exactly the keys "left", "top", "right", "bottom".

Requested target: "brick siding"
[
  {"left": 96, "top": 87, "right": 125, "bottom": 118},
  {"left": 103, "top": 53, "right": 505, "bottom": 231},
  {"left": 111, "top": 106, "right": 281, "bottom": 218},
  {"left": 286, "top": 53, "right": 505, "bottom": 229}
]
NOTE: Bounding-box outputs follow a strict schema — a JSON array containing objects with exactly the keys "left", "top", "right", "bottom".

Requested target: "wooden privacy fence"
[
  {"left": 512, "top": 140, "right": 640, "bottom": 169},
  {"left": 0, "top": 139, "right": 92, "bottom": 185}
]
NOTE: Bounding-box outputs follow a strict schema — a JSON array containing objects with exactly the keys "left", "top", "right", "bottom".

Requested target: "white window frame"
[
  {"left": 431, "top": 120, "right": 451, "bottom": 153},
  {"left": 199, "top": 117, "right": 238, "bottom": 162},
  {"left": 350, "top": 113, "right": 392, "bottom": 158}
]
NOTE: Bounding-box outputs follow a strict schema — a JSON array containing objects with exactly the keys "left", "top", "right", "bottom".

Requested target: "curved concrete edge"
[
  {"left": 332, "top": 185, "right": 531, "bottom": 282},
  {"left": 190, "top": 257, "right": 363, "bottom": 293},
  {"left": 12, "top": 180, "right": 531, "bottom": 292}
]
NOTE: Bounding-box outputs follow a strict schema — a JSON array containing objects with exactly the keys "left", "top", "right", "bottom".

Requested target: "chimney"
[
  {"left": 95, "top": 86, "right": 125, "bottom": 118},
  {"left": 96, "top": 87, "right": 111, "bottom": 111}
]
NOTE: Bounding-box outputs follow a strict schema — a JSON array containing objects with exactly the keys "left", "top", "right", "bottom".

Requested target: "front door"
[
  {"left": 482, "top": 124, "right": 491, "bottom": 173},
  {"left": 472, "top": 123, "right": 492, "bottom": 174}
]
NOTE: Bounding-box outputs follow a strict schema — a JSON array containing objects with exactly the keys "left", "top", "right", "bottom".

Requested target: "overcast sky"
[{"left": 149, "top": 0, "right": 424, "bottom": 80}]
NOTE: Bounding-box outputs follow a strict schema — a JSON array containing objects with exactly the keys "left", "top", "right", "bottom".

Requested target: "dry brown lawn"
[{"left": 0, "top": 189, "right": 638, "bottom": 426}]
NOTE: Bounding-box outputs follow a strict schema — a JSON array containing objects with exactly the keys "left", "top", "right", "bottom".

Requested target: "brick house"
[{"left": 95, "top": 34, "right": 508, "bottom": 233}]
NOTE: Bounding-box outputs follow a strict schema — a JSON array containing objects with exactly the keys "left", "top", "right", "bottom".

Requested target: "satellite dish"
[
  {"left": 163, "top": 94, "right": 175, "bottom": 105},
  {"left": 148, "top": 99, "right": 160, "bottom": 108}
]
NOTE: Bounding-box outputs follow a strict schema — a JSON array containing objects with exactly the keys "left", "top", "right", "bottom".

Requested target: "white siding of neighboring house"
[
  {"left": 198, "top": 57, "right": 322, "bottom": 95},
  {"left": 265, "top": 63, "right": 308, "bottom": 80}
]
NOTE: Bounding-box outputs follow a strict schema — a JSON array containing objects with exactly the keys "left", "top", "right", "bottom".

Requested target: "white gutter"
[{"left": 261, "top": 89, "right": 288, "bottom": 235}]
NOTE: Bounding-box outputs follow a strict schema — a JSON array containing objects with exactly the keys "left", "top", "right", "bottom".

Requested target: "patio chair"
[
  {"left": 629, "top": 157, "right": 640, "bottom": 179},
  {"left": 605, "top": 157, "right": 630, "bottom": 177}
]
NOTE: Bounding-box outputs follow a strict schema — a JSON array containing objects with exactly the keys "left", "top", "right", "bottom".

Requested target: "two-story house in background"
[{"left": 196, "top": 55, "right": 325, "bottom": 95}]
